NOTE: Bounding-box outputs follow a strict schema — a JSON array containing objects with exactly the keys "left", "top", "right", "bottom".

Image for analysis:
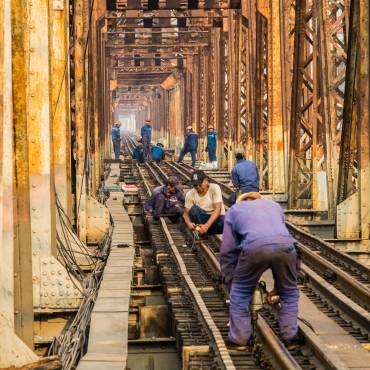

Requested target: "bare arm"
[
  {"left": 198, "top": 202, "right": 221, "bottom": 234},
  {"left": 183, "top": 208, "right": 196, "bottom": 230}
]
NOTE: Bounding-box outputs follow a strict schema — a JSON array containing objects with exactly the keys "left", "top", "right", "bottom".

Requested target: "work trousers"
[
  {"left": 142, "top": 137, "right": 151, "bottom": 161},
  {"left": 188, "top": 205, "right": 224, "bottom": 235},
  {"left": 113, "top": 140, "right": 121, "bottom": 159},
  {"left": 208, "top": 147, "right": 217, "bottom": 162},
  {"left": 229, "top": 243, "right": 299, "bottom": 344},
  {"left": 153, "top": 193, "right": 184, "bottom": 223},
  {"left": 178, "top": 148, "right": 197, "bottom": 167}
]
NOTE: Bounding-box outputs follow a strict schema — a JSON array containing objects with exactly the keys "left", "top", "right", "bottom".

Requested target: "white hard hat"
[{"left": 186, "top": 125, "right": 193, "bottom": 130}]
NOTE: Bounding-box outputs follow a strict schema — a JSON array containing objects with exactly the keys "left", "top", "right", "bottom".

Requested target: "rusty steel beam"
[
  {"left": 288, "top": 0, "right": 326, "bottom": 210},
  {"left": 9, "top": 0, "right": 34, "bottom": 349},
  {"left": 106, "top": 0, "right": 237, "bottom": 11},
  {"left": 267, "top": 0, "right": 285, "bottom": 193},
  {"left": 74, "top": 0, "right": 88, "bottom": 241},
  {"left": 50, "top": 0, "right": 72, "bottom": 219},
  {"left": 316, "top": 0, "right": 350, "bottom": 219},
  {"left": 337, "top": 0, "right": 369, "bottom": 240},
  {"left": 0, "top": 2, "right": 37, "bottom": 363},
  {"left": 255, "top": 11, "right": 269, "bottom": 190},
  {"left": 1, "top": 0, "right": 38, "bottom": 361}
]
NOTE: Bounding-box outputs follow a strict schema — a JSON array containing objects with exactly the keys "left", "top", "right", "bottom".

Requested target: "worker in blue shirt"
[
  {"left": 132, "top": 141, "right": 144, "bottom": 164},
  {"left": 141, "top": 119, "right": 152, "bottom": 161},
  {"left": 205, "top": 125, "right": 217, "bottom": 163},
  {"left": 229, "top": 149, "right": 259, "bottom": 204},
  {"left": 145, "top": 176, "right": 185, "bottom": 223},
  {"left": 177, "top": 126, "right": 198, "bottom": 167},
  {"left": 151, "top": 143, "right": 165, "bottom": 163},
  {"left": 220, "top": 192, "right": 302, "bottom": 350},
  {"left": 111, "top": 122, "right": 121, "bottom": 159}
]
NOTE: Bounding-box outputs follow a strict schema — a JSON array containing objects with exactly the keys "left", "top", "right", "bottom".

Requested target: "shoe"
[
  {"left": 225, "top": 339, "right": 248, "bottom": 351},
  {"left": 283, "top": 333, "right": 305, "bottom": 351}
]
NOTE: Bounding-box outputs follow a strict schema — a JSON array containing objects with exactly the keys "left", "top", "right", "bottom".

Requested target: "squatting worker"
[
  {"left": 151, "top": 143, "right": 165, "bottom": 163},
  {"left": 145, "top": 176, "right": 185, "bottom": 223},
  {"left": 132, "top": 140, "right": 144, "bottom": 164},
  {"left": 220, "top": 192, "right": 301, "bottom": 349},
  {"left": 177, "top": 125, "right": 198, "bottom": 167},
  {"left": 183, "top": 170, "right": 225, "bottom": 235},
  {"left": 229, "top": 149, "right": 259, "bottom": 205},
  {"left": 111, "top": 122, "right": 121, "bottom": 160},
  {"left": 141, "top": 119, "right": 152, "bottom": 161},
  {"left": 205, "top": 125, "right": 217, "bottom": 164}
]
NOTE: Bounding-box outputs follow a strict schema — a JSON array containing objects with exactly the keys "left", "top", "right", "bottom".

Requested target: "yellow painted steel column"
[
  {"left": 50, "top": 0, "right": 72, "bottom": 218},
  {"left": 74, "top": 0, "right": 87, "bottom": 241},
  {"left": 9, "top": 0, "right": 35, "bottom": 350},
  {"left": 268, "top": 0, "right": 285, "bottom": 193},
  {"left": 27, "top": 0, "right": 58, "bottom": 309}
]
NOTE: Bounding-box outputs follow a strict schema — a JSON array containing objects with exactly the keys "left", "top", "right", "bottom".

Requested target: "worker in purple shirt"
[
  {"left": 220, "top": 192, "right": 302, "bottom": 350},
  {"left": 145, "top": 176, "right": 185, "bottom": 223}
]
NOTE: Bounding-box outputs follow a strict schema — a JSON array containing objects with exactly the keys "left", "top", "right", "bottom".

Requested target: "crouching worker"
[
  {"left": 183, "top": 170, "right": 225, "bottom": 235},
  {"left": 132, "top": 141, "right": 144, "bottom": 164},
  {"left": 151, "top": 143, "right": 165, "bottom": 163},
  {"left": 145, "top": 176, "right": 184, "bottom": 223},
  {"left": 220, "top": 192, "right": 302, "bottom": 350}
]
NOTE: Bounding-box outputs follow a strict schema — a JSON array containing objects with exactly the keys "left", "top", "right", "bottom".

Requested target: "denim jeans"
[
  {"left": 208, "top": 147, "right": 217, "bottom": 162},
  {"left": 188, "top": 205, "right": 224, "bottom": 235},
  {"left": 178, "top": 148, "right": 197, "bottom": 167},
  {"left": 142, "top": 137, "right": 151, "bottom": 161},
  {"left": 113, "top": 140, "right": 121, "bottom": 159}
]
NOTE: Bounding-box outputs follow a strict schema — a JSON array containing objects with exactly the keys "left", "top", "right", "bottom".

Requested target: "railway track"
[
  {"left": 121, "top": 136, "right": 353, "bottom": 369},
  {"left": 122, "top": 134, "right": 370, "bottom": 362},
  {"left": 164, "top": 160, "right": 370, "bottom": 342}
]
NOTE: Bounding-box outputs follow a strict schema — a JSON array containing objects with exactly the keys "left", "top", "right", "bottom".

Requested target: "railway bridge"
[{"left": 0, "top": 1, "right": 369, "bottom": 369}]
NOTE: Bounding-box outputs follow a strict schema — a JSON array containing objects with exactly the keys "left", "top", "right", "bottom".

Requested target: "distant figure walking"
[{"left": 178, "top": 125, "right": 198, "bottom": 167}]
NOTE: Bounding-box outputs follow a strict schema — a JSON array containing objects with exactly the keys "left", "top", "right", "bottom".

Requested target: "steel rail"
[
  {"left": 168, "top": 161, "right": 370, "bottom": 308},
  {"left": 162, "top": 159, "right": 370, "bottom": 347},
  {"left": 134, "top": 157, "right": 303, "bottom": 370},
  {"left": 135, "top": 163, "right": 237, "bottom": 370}
]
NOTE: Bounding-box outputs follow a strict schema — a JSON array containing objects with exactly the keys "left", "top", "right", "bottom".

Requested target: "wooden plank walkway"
[{"left": 78, "top": 164, "right": 135, "bottom": 370}]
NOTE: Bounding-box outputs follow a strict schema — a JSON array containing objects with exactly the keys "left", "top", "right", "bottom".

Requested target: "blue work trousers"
[
  {"left": 189, "top": 205, "right": 224, "bottom": 235},
  {"left": 229, "top": 243, "right": 299, "bottom": 344},
  {"left": 113, "top": 140, "right": 121, "bottom": 159},
  {"left": 178, "top": 148, "right": 197, "bottom": 167},
  {"left": 208, "top": 147, "right": 217, "bottom": 162},
  {"left": 142, "top": 137, "right": 151, "bottom": 161}
]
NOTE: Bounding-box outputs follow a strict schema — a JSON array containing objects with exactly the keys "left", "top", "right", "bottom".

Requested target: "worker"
[
  {"left": 205, "top": 125, "right": 217, "bottom": 165},
  {"left": 141, "top": 119, "right": 152, "bottom": 161},
  {"left": 132, "top": 141, "right": 144, "bottom": 164},
  {"left": 151, "top": 143, "right": 166, "bottom": 163},
  {"left": 145, "top": 176, "right": 185, "bottom": 223},
  {"left": 111, "top": 122, "right": 121, "bottom": 160},
  {"left": 178, "top": 125, "right": 198, "bottom": 167},
  {"left": 220, "top": 192, "right": 302, "bottom": 350},
  {"left": 229, "top": 149, "right": 259, "bottom": 205},
  {"left": 183, "top": 170, "right": 225, "bottom": 235}
]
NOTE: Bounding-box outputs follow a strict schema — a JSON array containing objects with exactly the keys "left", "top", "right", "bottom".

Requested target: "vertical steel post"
[
  {"left": 74, "top": 0, "right": 87, "bottom": 241},
  {"left": 50, "top": 0, "right": 72, "bottom": 218},
  {"left": 10, "top": 0, "right": 34, "bottom": 348}
]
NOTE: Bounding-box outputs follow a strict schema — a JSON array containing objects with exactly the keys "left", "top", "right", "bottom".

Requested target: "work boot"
[
  {"left": 283, "top": 333, "right": 305, "bottom": 351},
  {"left": 225, "top": 339, "right": 249, "bottom": 352}
]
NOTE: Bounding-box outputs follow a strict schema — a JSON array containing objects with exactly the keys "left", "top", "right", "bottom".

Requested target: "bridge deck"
[{"left": 78, "top": 164, "right": 134, "bottom": 370}]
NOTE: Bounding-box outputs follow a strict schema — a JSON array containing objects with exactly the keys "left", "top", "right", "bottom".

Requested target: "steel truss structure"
[{"left": 0, "top": 0, "right": 369, "bottom": 359}]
